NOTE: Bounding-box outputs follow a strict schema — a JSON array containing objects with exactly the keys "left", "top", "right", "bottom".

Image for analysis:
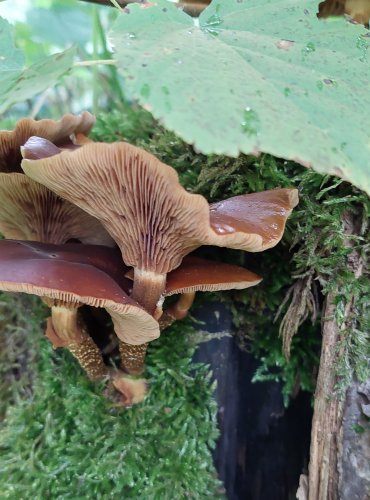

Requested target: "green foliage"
[
  {"left": 0, "top": 17, "right": 76, "bottom": 113},
  {"left": 109, "top": 0, "right": 370, "bottom": 195},
  {"left": 0, "top": 1, "right": 121, "bottom": 119},
  {"left": 0, "top": 302, "right": 222, "bottom": 499}
]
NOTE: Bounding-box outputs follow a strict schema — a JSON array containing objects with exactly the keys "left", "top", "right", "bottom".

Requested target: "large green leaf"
[
  {"left": 0, "top": 17, "right": 76, "bottom": 114},
  {"left": 109, "top": 0, "right": 370, "bottom": 194},
  {"left": 0, "top": 17, "right": 24, "bottom": 94}
]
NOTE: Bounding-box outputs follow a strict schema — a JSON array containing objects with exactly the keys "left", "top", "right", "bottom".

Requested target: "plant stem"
[
  {"left": 94, "top": 8, "right": 125, "bottom": 103},
  {"left": 109, "top": 0, "right": 123, "bottom": 11},
  {"left": 74, "top": 59, "right": 117, "bottom": 67},
  {"left": 92, "top": 5, "right": 100, "bottom": 115}
]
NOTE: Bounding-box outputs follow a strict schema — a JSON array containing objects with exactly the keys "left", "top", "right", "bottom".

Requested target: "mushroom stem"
[
  {"left": 68, "top": 335, "right": 109, "bottom": 381},
  {"left": 131, "top": 269, "right": 166, "bottom": 316},
  {"left": 167, "top": 292, "right": 196, "bottom": 320},
  {"left": 118, "top": 341, "right": 148, "bottom": 375},
  {"left": 158, "top": 312, "right": 177, "bottom": 332},
  {"left": 159, "top": 292, "right": 197, "bottom": 331},
  {"left": 44, "top": 301, "right": 109, "bottom": 381}
]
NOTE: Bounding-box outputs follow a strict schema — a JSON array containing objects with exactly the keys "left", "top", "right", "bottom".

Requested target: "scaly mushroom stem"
[
  {"left": 43, "top": 299, "right": 108, "bottom": 380},
  {"left": 131, "top": 269, "right": 166, "bottom": 316},
  {"left": 119, "top": 341, "right": 148, "bottom": 375},
  {"left": 68, "top": 335, "right": 108, "bottom": 380},
  {"left": 159, "top": 312, "right": 177, "bottom": 331}
]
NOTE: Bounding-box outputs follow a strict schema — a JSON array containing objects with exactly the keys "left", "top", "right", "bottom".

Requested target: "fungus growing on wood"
[
  {"left": 21, "top": 139, "right": 298, "bottom": 371},
  {"left": 0, "top": 240, "right": 158, "bottom": 405},
  {"left": 0, "top": 112, "right": 94, "bottom": 173}
]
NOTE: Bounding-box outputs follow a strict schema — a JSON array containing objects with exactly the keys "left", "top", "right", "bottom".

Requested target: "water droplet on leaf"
[
  {"left": 206, "top": 14, "right": 223, "bottom": 26},
  {"left": 241, "top": 108, "right": 259, "bottom": 136},
  {"left": 304, "top": 41, "right": 316, "bottom": 53}
]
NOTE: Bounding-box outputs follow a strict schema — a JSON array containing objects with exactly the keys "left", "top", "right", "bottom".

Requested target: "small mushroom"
[
  {"left": 126, "top": 255, "right": 262, "bottom": 330},
  {"left": 0, "top": 112, "right": 94, "bottom": 173},
  {"left": 0, "top": 240, "right": 159, "bottom": 405},
  {"left": 159, "top": 255, "right": 262, "bottom": 328},
  {"left": 21, "top": 140, "right": 298, "bottom": 371}
]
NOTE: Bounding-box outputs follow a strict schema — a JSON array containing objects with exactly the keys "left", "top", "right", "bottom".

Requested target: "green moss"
[
  {"left": 0, "top": 294, "right": 45, "bottom": 419},
  {"left": 0, "top": 308, "right": 222, "bottom": 499}
]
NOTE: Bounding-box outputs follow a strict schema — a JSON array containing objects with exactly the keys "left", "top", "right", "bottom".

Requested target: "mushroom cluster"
[{"left": 0, "top": 112, "right": 298, "bottom": 406}]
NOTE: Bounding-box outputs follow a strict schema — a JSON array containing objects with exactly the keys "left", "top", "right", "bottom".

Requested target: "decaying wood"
[
  {"left": 338, "top": 379, "right": 370, "bottom": 499},
  {"left": 306, "top": 214, "right": 365, "bottom": 500},
  {"left": 308, "top": 293, "right": 346, "bottom": 500},
  {"left": 79, "top": 0, "right": 209, "bottom": 16}
]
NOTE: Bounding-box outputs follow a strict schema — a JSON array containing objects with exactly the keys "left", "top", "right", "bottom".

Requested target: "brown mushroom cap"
[
  {"left": 0, "top": 112, "right": 95, "bottom": 173},
  {"left": 0, "top": 240, "right": 158, "bottom": 344},
  {"left": 164, "top": 255, "right": 262, "bottom": 295},
  {"left": 21, "top": 141, "right": 298, "bottom": 275},
  {"left": 208, "top": 188, "right": 299, "bottom": 251},
  {"left": 0, "top": 173, "right": 114, "bottom": 246}
]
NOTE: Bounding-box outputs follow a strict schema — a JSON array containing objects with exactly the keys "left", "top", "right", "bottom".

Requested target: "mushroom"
[
  {"left": 0, "top": 173, "right": 114, "bottom": 246},
  {"left": 158, "top": 255, "right": 263, "bottom": 330},
  {"left": 0, "top": 112, "right": 95, "bottom": 173},
  {"left": 21, "top": 139, "right": 298, "bottom": 370},
  {"left": 0, "top": 240, "right": 159, "bottom": 405},
  {"left": 0, "top": 172, "right": 117, "bottom": 376},
  {"left": 0, "top": 122, "right": 118, "bottom": 379},
  {"left": 125, "top": 255, "right": 262, "bottom": 330}
]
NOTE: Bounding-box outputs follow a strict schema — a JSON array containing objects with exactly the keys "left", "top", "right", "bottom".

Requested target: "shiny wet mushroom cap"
[
  {"left": 0, "top": 112, "right": 95, "bottom": 173},
  {"left": 207, "top": 188, "right": 299, "bottom": 251},
  {"left": 0, "top": 240, "right": 159, "bottom": 345}
]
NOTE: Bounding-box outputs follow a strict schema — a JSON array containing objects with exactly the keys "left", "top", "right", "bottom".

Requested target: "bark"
[
  {"left": 338, "top": 378, "right": 370, "bottom": 500},
  {"left": 307, "top": 293, "right": 346, "bottom": 500},
  {"left": 306, "top": 215, "right": 366, "bottom": 500}
]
